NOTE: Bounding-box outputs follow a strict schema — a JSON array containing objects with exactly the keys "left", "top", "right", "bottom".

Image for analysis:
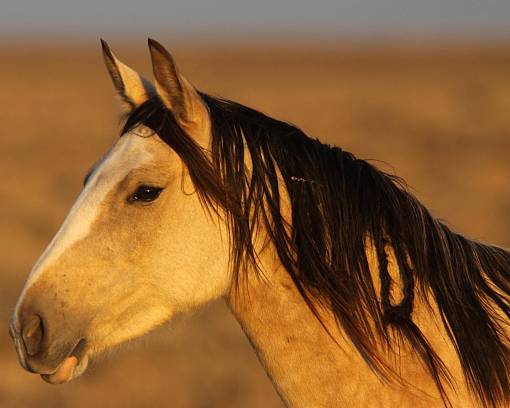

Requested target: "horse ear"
[
  {"left": 101, "top": 39, "right": 156, "bottom": 114},
  {"left": 147, "top": 38, "right": 208, "bottom": 130}
]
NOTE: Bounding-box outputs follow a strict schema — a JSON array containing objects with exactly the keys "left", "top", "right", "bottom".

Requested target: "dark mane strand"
[{"left": 123, "top": 94, "right": 510, "bottom": 407}]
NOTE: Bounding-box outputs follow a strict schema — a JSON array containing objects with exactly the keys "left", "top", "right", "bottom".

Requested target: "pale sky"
[{"left": 2, "top": 0, "right": 509, "bottom": 39}]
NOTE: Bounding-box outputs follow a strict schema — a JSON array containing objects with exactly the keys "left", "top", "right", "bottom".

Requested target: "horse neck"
[{"left": 225, "top": 250, "right": 474, "bottom": 407}]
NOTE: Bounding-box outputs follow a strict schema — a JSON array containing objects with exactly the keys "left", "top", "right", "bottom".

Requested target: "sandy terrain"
[{"left": 0, "top": 41, "right": 509, "bottom": 407}]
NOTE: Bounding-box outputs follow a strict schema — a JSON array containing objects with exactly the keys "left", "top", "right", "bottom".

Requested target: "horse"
[{"left": 9, "top": 39, "right": 510, "bottom": 407}]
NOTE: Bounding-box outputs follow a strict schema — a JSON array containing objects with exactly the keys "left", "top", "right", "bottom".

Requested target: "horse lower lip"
[
  {"left": 41, "top": 356, "right": 79, "bottom": 384},
  {"left": 40, "top": 338, "right": 89, "bottom": 384}
]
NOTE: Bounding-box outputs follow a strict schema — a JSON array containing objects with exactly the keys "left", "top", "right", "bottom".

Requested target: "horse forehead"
[{"left": 99, "top": 132, "right": 155, "bottom": 178}]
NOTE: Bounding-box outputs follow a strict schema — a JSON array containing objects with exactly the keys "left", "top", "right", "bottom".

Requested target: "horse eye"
[{"left": 129, "top": 185, "right": 163, "bottom": 203}]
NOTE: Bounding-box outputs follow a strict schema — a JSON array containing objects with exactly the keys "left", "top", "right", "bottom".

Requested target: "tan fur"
[
  {"left": 148, "top": 39, "right": 211, "bottom": 146},
  {"left": 11, "top": 40, "right": 489, "bottom": 405},
  {"left": 101, "top": 40, "right": 155, "bottom": 113},
  {"left": 14, "top": 130, "right": 232, "bottom": 376},
  {"left": 226, "top": 244, "right": 476, "bottom": 407}
]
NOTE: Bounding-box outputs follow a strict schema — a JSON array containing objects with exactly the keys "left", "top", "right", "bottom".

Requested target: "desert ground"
[{"left": 1, "top": 40, "right": 509, "bottom": 407}]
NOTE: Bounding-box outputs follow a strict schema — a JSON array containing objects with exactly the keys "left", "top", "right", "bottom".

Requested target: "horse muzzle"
[{"left": 9, "top": 305, "right": 90, "bottom": 384}]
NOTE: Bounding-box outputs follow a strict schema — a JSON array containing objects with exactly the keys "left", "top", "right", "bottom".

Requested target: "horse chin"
[{"left": 41, "top": 339, "right": 90, "bottom": 384}]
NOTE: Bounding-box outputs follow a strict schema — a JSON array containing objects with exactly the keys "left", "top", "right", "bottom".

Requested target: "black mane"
[{"left": 123, "top": 94, "right": 510, "bottom": 407}]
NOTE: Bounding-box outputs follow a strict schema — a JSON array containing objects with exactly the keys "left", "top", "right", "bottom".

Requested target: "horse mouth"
[{"left": 41, "top": 339, "right": 89, "bottom": 384}]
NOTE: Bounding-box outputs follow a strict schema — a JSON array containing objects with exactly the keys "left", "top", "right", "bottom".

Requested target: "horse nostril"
[{"left": 22, "top": 315, "right": 44, "bottom": 356}]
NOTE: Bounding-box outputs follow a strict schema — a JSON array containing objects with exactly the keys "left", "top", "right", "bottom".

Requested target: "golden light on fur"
[{"left": 10, "top": 40, "right": 510, "bottom": 408}]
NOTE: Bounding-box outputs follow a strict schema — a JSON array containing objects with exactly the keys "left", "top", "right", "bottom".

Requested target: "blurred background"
[{"left": 1, "top": 1, "right": 510, "bottom": 407}]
